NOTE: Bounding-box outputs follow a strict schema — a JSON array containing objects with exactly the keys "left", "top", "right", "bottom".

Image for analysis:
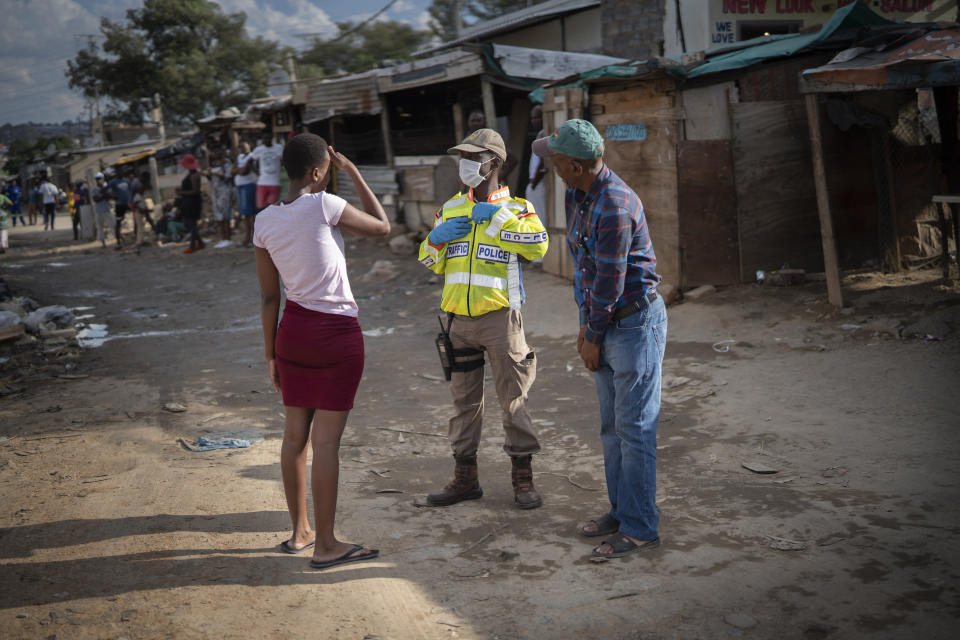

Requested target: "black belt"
[{"left": 612, "top": 291, "right": 659, "bottom": 323}]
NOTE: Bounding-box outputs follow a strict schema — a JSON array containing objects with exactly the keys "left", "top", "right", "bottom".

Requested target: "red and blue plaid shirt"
[{"left": 565, "top": 165, "right": 660, "bottom": 345}]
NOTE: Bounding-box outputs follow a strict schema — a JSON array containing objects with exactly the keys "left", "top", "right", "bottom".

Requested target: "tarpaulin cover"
[
  {"left": 528, "top": 0, "right": 895, "bottom": 102},
  {"left": 686, "top": 1, "right": 892, "bottom": 79}
]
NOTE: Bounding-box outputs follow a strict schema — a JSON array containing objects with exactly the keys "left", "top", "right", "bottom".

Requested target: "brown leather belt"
[{"left": 612, "top": 291, "right": 659, "bottom": 323}]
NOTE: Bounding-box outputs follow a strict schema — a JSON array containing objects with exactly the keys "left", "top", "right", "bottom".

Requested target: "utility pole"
[
  {"left": 285, "top": 54, "right": 299, "bottom": 94},
  {"left": 152, "top": 93, "right": 165, "bottom": 143},
  {"left": 77, "top": 34, "right": 103, "bottom": 146},
  {"left": 454, "top": 0, "right": 463, "bottom": 38},
  {"left": 91, "top": 85, "right": 102, "bottom": 147}
]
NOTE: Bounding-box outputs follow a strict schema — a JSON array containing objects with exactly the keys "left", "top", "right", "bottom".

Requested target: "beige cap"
[{"left": 447, "top": 128, "right": 507, "bottom": 162}]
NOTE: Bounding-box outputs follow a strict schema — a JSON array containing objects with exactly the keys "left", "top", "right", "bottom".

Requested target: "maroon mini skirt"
[{"left": 274, "top": 300, "right": 364, "bottom": 410}]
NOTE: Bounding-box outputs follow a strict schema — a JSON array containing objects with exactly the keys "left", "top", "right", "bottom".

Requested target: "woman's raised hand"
[{"left": 328, "top": 146, "right": 357, "bottom": 175}]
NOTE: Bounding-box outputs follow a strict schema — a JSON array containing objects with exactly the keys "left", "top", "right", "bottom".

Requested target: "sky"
[{"left": 0, "top": 0, "right": 433, "bottom": 127}]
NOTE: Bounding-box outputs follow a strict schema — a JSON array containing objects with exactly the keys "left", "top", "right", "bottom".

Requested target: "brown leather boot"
[
  {"left": 511, "top": 455, "right": 543, "bottom": 509},
  {"left": 427, "top": 454, "right": 483, "bottom": 506}
]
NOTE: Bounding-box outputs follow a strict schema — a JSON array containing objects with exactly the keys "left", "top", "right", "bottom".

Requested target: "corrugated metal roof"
[
  {"left": 196, "top": 108, "right": 244, "bottom": 126},
  {"left": 801, "top": 27, "right": 960, "bottom": 91},
  {"left": 303, "top": 70, "right": 382, "bottom": 124},
  {"left": 116, "top": 149, "right": 156, "bottom": 165},
  {"left": 245, "top": 96, "right": 292, "bottom": 119},
  {"left": 335, "top": 165, "right": 398, "bottom": 202},
  {"left": 67, "top": 137, "right": 183, "bottom": 182},
  {"left": 378, "top": 49, "right": 484, "bottom": 93},
  {"left": 416, "top": 0, "right": 600, "bottom": 56}
]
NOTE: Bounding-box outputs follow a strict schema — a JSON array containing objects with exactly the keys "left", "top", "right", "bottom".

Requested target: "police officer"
[{"left": 419, "top": 128, "right": 549, "bottom": 509}]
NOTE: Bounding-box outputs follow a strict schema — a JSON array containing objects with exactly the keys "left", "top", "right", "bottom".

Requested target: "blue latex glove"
[
  {"left": 429, "top": 217, "right": 473, "bottom": 244},
  {"left": 471, "top": 202, "right": 501, "bottom": 224}
]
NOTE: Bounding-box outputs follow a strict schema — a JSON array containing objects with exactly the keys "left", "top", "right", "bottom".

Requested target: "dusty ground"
[{"left": 1, "top": 214, "right": 959, "bottom": 640}]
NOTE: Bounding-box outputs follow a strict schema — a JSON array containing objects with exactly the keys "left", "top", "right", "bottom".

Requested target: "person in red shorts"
[
  {"left": 251, "top": 130, "right": 284, "bottom": 211},
  {"left": 254, "top": 133, "right": 391, "bottom": 570}
]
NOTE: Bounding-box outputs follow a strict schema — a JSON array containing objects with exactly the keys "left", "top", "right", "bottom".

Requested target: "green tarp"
[{"left": 686, "top": 1, "right": 893, "bottom": 79}]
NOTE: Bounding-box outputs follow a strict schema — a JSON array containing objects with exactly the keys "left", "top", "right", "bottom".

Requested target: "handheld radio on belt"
[
  {"left": 435, "top": 314, "right": 484, "bottom": 381},
  {"left": 435, "top": 315, "right": 454, "bottom": 380}
]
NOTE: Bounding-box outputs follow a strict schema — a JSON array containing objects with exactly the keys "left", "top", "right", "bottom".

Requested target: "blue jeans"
[
  {"left": 237, "top": 184, "right": 256, "bottom": 216},
  {"left": 594, "top": 295, "right": 667, "bottom": 541}
]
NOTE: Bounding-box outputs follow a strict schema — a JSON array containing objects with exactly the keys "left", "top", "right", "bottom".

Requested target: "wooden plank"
[
  {"left": 678, "top": 140, "right": 740, "bottom": 286},
  {"left": 506, "top": 97, "right": 530, "bottom": 195},
  {"left": 481, "top": 77, "right": 496, "bottom": 133},
  {"left": 880, "top": 132, "right": 902, "bottom": 271},
  {"left": 591, "top": 83, "right": 675, "bottom": 115},
  {"left": 732, "top": 100, "right": 823, "bottom": 279},
  {"left": 593, "top": 96, "right": 676, "bottom": 116},
  {"left": 805, "top": 93, "right": 844, "bottom": 308},
  {"left": 540, "top": 233, "right": 562, "bottom": 277},
  {"left": 542, "top": 90, "right": 567, "bottom": 236},
  {"left": 542, "top": 88, "right": 585, "bottom": 232},
  {"left": 378, "top": 52, "right": 484, "bottom": 94},
  {"left": 0, "top": 324, "right": 25, "bottom": 343},
  {"left": 590, "top": 91, "right": 680, "bottom": 291},
  {"left": 452, "top": 103, "right": 464, "bottom": 144},
  {"left": 379, "top": 96, "right": 394, "bottom": 167},
  {"left": 681, "top": 83, "right": 733, "bottom": 141},
  {"left": 539, "top": 87, "right": 586, "bottom": 281}
]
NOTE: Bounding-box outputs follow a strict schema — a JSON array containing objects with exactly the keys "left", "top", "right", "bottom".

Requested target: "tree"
[
  {"left": 427, "top": 0, "right": 461, "bottom": 42},
  {"left": 66, "top": 0, "right": 283, "bottom": 124},
  {"left": 427, "top": 0, "right": 552, "bottom": 41},
  {"left": 299, "top": 20, "right": 431, "bottom": 77},
  {"left": 3, "top": 136, "right": 74, "bottom": 175}
]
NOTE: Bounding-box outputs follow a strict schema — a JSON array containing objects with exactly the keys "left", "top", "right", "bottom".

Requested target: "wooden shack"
[
  {"left": 535, "top": 1, "right": 939, "bottom": 299},
  {"left": 800, "top": 26, "right": 960, "bottom": 304}
]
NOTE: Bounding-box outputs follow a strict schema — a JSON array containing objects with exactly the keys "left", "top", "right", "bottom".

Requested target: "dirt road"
[{"left": 1, "top": 219, "right": 959, "bottom": 639}]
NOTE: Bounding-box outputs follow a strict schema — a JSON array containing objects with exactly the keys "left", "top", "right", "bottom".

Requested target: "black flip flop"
[
  {"left": 277, "top": 539, "right": 315, "bottom": 555},
  {"left": 592, "top": 532, "right": 660, "bottom": 558},
  {"left": 581, "top": 514, "right": 620, "bottom": 538},
  {"left": 309, "top": 544, "right": 380, "bottom": 570}
]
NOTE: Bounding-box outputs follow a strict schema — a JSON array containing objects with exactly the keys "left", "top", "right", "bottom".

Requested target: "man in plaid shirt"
[{"left": 534, "top": 119, "right": 667, "bottom": 560}]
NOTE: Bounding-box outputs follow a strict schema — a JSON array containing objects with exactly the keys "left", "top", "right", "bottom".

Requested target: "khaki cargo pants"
[{"left": 447, "top": 307, "right": 540, "bottom": 457}]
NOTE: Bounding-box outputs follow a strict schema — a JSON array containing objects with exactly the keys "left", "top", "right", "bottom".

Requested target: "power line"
[
  {"left": 0, "top": 101, "right": 84, "bottom": 120},
  {"left": 4, "top": 91, "right": 72, "bottom": 108},
  {"left": 295, "top": 0, "right": 401, "bottom": 38},
  {"left": 0, "top": 66, "right": 70, "bottom": 81},
  {"left": 9, "top": 75, "right": 72, "bottom": 90},
  {"left": 4, "top": 81, "right": 74, "bottom": 103},
  {"left": 333, "top": 0, "right": 400, "bottom": 41},
  {"left": 0, "top": 34, "right": 99, "bottom": 74},
  {"left": 2, "top": 86, "right": 74, "bottom": 113},
  {"left": 0, "top": 57, "right": 72, "bottom": 75},
  {"left": 296, "top": 0, "right": 400, "bottom": 51},
  {"left": 1, "top": 93, "right": 86, "bottom": 116}
]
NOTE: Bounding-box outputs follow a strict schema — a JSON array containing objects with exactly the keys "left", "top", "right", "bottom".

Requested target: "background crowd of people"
[{"left": 0, "top": 131, "right": 292, "bottom": 256}]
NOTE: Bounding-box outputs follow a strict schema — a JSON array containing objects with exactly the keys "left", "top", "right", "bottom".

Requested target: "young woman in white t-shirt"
[{"left": 254, "top": 133, "right": 389, "bottom": 570}]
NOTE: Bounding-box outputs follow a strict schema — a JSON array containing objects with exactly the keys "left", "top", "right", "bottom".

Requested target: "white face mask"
[{"left": 459, "top": 158, "right": 492, "bottom": 188}]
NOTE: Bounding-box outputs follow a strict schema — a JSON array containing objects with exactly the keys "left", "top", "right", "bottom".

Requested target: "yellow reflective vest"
[{"left": 418, "top": 186, "right": 549, "bottom": 317}]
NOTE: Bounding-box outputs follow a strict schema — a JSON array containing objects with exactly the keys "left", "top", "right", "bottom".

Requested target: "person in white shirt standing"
[
  {"left": 525, "top": 105, "right": 547, "bottom": 218},
  {"left": 207, "top": 148, "right": 235, "bottom": 248},
  {"left": 232, "top": 139, "right": 258, "bottom": 247},
  {"left": 251, "top": 130, "right": 284, "bottom": 214},
  {"left": 39, "top": 175, "right": 60, "bottom": 231}
]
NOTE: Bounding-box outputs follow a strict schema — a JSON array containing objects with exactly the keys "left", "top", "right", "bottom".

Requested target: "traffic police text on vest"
[{"left": 418, "top": 185, "right": 549, "bottom": 317}]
